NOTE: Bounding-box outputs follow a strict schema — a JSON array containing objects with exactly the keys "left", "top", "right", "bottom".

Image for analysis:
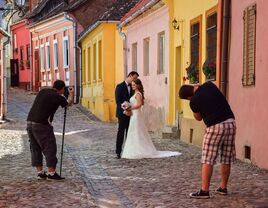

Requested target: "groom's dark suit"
[{"left": 115, "top": 81, "right": 133, "bottom": 158}]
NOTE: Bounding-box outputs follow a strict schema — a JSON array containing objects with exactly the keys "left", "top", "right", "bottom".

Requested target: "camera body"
[{"left": 63, "top": 86, "right": 70, "bottom": 99}]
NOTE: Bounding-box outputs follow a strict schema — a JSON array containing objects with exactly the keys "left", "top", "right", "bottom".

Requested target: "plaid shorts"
[{"left": 201, "top": 118, "right": 236, "bottom": 165}]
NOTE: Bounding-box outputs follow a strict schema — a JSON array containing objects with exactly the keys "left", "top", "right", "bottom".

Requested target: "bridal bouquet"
[
  {"left": 121, "top": 101, "right": 131, "bottom": 110},
  {"left": 121, "top": 101, "right": 132, "bottom": 116}
]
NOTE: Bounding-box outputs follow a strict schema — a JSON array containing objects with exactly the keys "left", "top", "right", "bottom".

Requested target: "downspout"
[
  {"left": 1, "top": 37, "right": 10, "bottom": 120},
  {"left": 64, "top": 13, "right": 78, "bottom": 103},
  {"left": 29, "top": 25, "right": 33, "bottom": 91},
  {"left": 77, "top": 44, "right": 82, "bottom": 103},
  {"left": 117, "top": 27, "right": 128, "bottom": 78},
  {"left": 220, "top": 0, "right": 231, "bottom": 96}
]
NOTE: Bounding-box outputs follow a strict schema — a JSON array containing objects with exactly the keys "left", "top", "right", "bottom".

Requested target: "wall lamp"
[{"left": 172, "top": 18, "right": 182, "bottom": 30}]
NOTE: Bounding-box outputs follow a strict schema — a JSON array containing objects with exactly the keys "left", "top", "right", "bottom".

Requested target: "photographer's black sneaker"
[
  {"left": 37, "top": 172, "right": 47, "bottom": 180},
  {"left": 47, "top": 172, "right": 65, "bottom": 181},
  {"left": 215, "top": 187, "right": 228, "bottom": 195},
  {"left": 189, "top": 190, "right": 210, "bottom": 199}
]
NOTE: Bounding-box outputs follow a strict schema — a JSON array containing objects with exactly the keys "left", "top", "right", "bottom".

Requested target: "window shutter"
[{"left": 242, "top": 4, "right": 256, "bottom": 86}]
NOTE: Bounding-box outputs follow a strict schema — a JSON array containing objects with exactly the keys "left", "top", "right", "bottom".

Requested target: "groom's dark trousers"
[
  {"left": 115, "top": 81, "right": 132, "bottom": 157},
  {"left": 116, "top": 117, "right": 130, "bottom": 156}
]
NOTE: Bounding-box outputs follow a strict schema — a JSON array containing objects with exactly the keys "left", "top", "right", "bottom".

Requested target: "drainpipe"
[
  {"left": 64, "top": 13, "right": 78, "bottom": 103},
  {"left": 29, "top": 26, "right": 33, "bottom": 91},
  {"left": 77, "top": 44, "right": 82, "bottom": 103},
  {"left": 117, "top": 27, "right": 128, "bottom": 78},
  {"left": 220, "top": 0, "right": 231, "bottom": 97},
  {"left": 1, "top": 37, "right": 10, "bottom": 120}
]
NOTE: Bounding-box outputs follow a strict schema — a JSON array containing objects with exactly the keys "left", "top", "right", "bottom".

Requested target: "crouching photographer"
[{"left": 26, "top": 80, "right": 74, "bottom": 180}]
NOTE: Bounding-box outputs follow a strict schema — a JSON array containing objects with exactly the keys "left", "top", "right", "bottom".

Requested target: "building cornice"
[
  {"left": 28, "top": 13, "right": 69, "bottom": 32},
  {"left": 78, "top": 21, "right": 120, "bottom": 42}
]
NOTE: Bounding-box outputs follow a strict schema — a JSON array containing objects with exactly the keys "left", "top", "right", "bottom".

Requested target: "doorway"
[{"left": 10, "top": 59, "right": 19, "bottom": 87}]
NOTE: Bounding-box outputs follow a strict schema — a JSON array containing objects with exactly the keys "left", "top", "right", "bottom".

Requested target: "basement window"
[{"left": 244, "top": 145, "right": 251, "bottom": 160}]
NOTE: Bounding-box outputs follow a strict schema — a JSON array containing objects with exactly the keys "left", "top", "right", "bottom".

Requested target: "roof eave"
[{"left": 118, "top": 0, "right": 159, "bottom": 28}]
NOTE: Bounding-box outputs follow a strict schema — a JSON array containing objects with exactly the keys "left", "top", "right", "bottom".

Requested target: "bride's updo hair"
[{"left": 133, "top": 79, "right": 145, "bottom": 104}]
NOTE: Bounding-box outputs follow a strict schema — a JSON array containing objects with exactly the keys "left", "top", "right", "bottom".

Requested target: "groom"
[{"left": 115, "top": 71, "right": 139, "bottom": 159}]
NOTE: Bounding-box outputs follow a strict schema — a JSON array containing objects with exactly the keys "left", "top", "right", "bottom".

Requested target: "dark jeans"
[
  {"left": 116, "top": 117, "right": 130, "bottom": 155},
  {"left": 27, "top": 122, "right": 58, "bottom": 168}
]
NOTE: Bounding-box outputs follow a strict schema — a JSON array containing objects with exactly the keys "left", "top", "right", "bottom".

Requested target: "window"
[
  {"left": 26, "top": 45, "right": 30, "bottom": 61},
  {"left": 14, "top": 34, "right": 17, "bottom": 49},
  {"left": 158, "top": 32, "right": 165, "bottom": 74},
  {"left": 82, "top": 49, "right": 86, "bottom": 83},
  {"left": 98, "top": 40, "right": 102, "bottom": 80},
  {"left": 53, "top": 40, "right": 58, "bottom": 69},
  {"left": 45, "top": 42, "right": 50, "bottom": 70},
  {"left": 132, "top": 42, "right": 137, "bottom": 71},
  {"left": 93, "top": 43, "right": 97, "bottom": 81},
  {"left": 87, "top": 46, "right": 91, "bottom": 82},
  {"left": 190, "top": 16, "right": 202, "bottom": 83},
  {"left": 20, "top": 46, "right": 24, "bottom": 60},
  {"left": 243, "top": 4, "right": 256, "bottom": 86},
  {"left": 40, "top": 45, "right": 45, "bottom": 71},
  {"left": 143, "top": 38, "right": 150, "bottom": 76},
  {"left": 206, "top": 12, "right": 217, "bottom": 62},
  {"left": 63, "top": 37, "right": 69, "bottom": 67},
  {"left": 20, "top": 46, "right": 24, "bottom": 69}
]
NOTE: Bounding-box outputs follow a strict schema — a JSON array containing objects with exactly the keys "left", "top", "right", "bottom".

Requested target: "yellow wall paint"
[
  {"left": 166, "top": 0, "right": 218, "bottom": 125},
  {"left": 115, "top": 29, "right": 125, "bottom": 85},
  {"left": 80, "top": 23, "right": 121, "bottom": 121}
]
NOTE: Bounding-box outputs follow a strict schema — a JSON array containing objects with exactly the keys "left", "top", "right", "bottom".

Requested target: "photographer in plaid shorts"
[{"left": 179, "top": 81, "right": 236, "bottom": 199}]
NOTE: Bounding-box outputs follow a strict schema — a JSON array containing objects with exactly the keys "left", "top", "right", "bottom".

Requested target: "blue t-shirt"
[{"left": 190, "top": 81, "right": 235, "bottom": 127}]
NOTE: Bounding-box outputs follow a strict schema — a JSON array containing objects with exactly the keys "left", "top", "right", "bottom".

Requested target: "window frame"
[
  {"left": 132, "top": 42, "right": 138, "bottom": 72},
  {"left": 242, "top": 4, "right": 256, "bottom": 86},
  {"left": 40, "top": 44, "right": 45, "bottom": 71},
  {"left": 53, "top": 39, "right": 59, "bottom": 70},
  {"left": 157, "top": 31, "right": 165, "bottom": 74},
  {"left": 45, "top": 41, "right": 50, "bottom": 71},
  {"left": 63, "top": 36, "right": 69, "bottom": 68},
  {"left": 190, "top": 15, "right": 202, "bottom": 83},
  {"left": 143, "top": 37, "right": 150, "bottom": 76}
]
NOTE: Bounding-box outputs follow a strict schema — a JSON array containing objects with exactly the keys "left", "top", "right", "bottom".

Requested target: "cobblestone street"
[{"left": 1, "top": 88, "right": 268, "bottom": 208}]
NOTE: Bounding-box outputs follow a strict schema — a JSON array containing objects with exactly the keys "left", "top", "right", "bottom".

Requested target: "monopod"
[{"left": 59, "top": 106, "right": 67, "bottom": 177}]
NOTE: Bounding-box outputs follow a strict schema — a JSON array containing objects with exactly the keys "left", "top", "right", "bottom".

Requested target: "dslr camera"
[{"left": 64, "top": 86, "right": 70, "bottom": 99}]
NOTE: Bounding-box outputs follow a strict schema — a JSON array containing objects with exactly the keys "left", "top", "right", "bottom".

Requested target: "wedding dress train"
[{"left": 121, "top": 92, "right": 181, "bottom": 159}]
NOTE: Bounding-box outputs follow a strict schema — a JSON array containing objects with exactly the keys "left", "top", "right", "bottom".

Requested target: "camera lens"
[{"left": 64, "top": 86, "right": 69, "bottom": 99}]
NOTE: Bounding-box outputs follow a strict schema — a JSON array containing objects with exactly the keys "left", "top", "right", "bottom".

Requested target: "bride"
[{"left": 121, "top": 79, "right": 181, "bottom": 159}]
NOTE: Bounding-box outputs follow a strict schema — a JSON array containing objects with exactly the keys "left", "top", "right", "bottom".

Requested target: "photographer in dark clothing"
[
  {"left": 27, "top": 80, "right": 74, "bottom": 180},
  {"left": 179, "top": 81, "right": 236, "bottom": 199}
]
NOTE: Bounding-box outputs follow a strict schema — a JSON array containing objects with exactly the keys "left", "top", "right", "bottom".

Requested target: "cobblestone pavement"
[{"left": 1, "top": 88, "right": 268, "bottom": 208}]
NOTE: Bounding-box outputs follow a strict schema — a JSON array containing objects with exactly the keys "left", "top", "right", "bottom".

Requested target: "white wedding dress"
[{"left": 121, "top": 92, "right": 181, "bottom": 159}]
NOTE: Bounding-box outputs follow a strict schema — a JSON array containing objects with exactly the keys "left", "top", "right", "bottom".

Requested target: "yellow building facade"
[
  {"left": 80, "top": 23, "right": 124, "bottom": 121},
  {"left": 165, "top": 0, "right": 219, "bottom": 145}
]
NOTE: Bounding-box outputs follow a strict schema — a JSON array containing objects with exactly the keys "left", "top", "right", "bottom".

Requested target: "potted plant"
[
  {"left": 25, "top": 60, "right": 30, "bottom": 68},
  {"left": 202, "top": 59, "right": 216, "bottom": 80},
  {"left": 185, "top": 63, "right": 199, "bottom": 83}
]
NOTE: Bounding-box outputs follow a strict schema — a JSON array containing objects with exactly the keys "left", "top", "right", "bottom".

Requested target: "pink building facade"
[
  {"left": 121, "top": 2, "right": 169, "bottom": 133},
  {"left": 10, "top": 20, "right": 31, "bottom": 90},
  {"left": 29, "top": 14, "right": 75, "bottom": 92},
  {"left": 229, "top": 0, "right": 268, "bottom": 169}
]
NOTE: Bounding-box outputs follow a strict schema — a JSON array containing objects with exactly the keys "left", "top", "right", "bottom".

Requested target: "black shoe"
[
  {"left": 47, "top": 172, "right": 65, "bottom": 181},
  {"left": 117, "top": 154, "right": 121, "bottom": 159},
  {"left": 189, "top": 190, "right": 210, "bottom": 199},
  {"left": 215, "top": 187, "right": 228, "bottom": 195},
  {"left": 37, "top": 171, "right": 47, "bottom": 180}
]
